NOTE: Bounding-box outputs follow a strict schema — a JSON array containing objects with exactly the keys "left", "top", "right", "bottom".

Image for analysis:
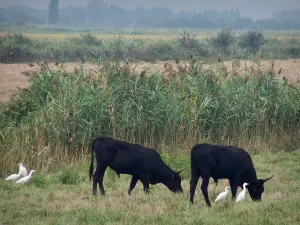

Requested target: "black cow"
[
  {"left": 189, "top": 143, "right": 274, "bottom": 207},
  {"left": 89, "top": 136, "right": 184, "bottom": 196}
]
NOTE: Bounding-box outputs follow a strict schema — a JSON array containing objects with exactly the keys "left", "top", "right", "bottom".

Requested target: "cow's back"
[
  {"left": 93, "top": 136, "right": 168, "bottom": 175},
  {"left": 191, "top": 143, "right": 254, "bottom": 179}
]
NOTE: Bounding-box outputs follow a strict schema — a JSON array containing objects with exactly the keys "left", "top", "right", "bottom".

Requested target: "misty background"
[{"left": 0, "top": 0, "right": 300, "bottom": 29}]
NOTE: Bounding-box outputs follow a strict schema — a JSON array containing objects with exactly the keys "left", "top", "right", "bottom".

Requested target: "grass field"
[{"left": 1, "top": 149, "right": 300, "bottom": 225}]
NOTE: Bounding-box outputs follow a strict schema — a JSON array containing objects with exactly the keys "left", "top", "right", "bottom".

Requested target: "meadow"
[
  {"left": 1, "top": 27, "right": 300, "bottom": 224},
  {"left": 1, "top": 149, "right": 300, "bottom": 225}
]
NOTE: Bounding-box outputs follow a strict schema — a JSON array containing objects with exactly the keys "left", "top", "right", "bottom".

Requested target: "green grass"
[{"left": 0, "top": 149, "right": 299, "bottom": 225}]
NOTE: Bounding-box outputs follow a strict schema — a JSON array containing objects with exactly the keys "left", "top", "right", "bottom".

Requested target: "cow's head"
[
  {"left": 165, "top": 169, "right": 185, "bottom": 193},
  {"left": 247, "top": 175, "right": 274, "bottom": 201}
]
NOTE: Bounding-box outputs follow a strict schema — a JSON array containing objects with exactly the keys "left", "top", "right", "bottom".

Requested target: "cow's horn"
[
  {"left": 176, "top": 168, "right": 186, "bottom": 174},
  {"left": 262, "top": 175, "right": 274, "bottom": 183}
]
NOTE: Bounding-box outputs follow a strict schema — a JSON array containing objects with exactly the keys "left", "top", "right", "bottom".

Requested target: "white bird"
[
  {"left": 5, "top": 163, "right": 27, "bottom": 181},
  {"left": 236, "top": 183, "right": 249, "bottom": 202},
  {"left": 215, "top": 186, "right": 230, "bottom": 203},
  {"left": 15, "top": 170, "right": 35, "bottom": 184},
  {"left": 5, "top": 173, "right": 21, "bottom": 181},
  {"left": 18, "top": 163, "right": 28, "bottom": 177}
]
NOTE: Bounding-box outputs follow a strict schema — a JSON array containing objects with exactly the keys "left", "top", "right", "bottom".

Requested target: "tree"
[
  {"left": 48, "top": 0, "right": 59, "bottom": 24},
  {"left": 209, "top": 27, "right": 235, "bottom": 54},
  {"left": 238, "top": 28, "right": 264, "bottom": 53}
]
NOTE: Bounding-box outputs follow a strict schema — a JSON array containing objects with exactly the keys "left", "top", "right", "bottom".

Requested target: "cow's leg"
[
  {"left": 139, "top": 174, "right": 150, "bottom": 194},
  {"left": 189, "top": 171, "right": 200, "bottom": 203},
  {"left": 213, "top": 178, "right": 218, "bottom": 196},
  {"left": 93, "top": 171, "right": 98, "bottom": 195},
  {"left": 230, "top": 169, "right": 244, "bottom": 200},
  {"left": 229, "top": 179, "right": 238, "bottom": 200},
  {"left": 128, "top": 176, "right": 139, "bottom": 196},
  {"left": 94, "top": 165, "right": 107, "bottom": 196},
  {"left": 201, "top": 176, "right": 211, "bottom": 207}
]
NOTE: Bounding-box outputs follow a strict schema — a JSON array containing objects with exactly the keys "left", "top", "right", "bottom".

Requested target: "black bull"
[
  {"left": 89, "top": 136, "right": 184, "bottom": 195},
  {"left": 189, "top": 143, "right": 274, "bottom": 207}
]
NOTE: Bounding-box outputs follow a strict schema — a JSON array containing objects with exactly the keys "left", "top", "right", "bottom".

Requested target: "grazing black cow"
[
  {"left": 89, "top": 136, "right": 184, "bottom": 196},
  {"left": 189, "top": 143, "right": 274, "bottom": 207}
]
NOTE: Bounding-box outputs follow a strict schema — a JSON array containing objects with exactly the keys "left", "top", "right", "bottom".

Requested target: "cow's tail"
[
  {"left": 89, "top": 137, "right": 96, "bottom": 182},
  {"left": 190, "top": 144, "right": 203, "bottom": 177},
  {"left": 190, "top": 145, "right": 197, "bottom": 172}
]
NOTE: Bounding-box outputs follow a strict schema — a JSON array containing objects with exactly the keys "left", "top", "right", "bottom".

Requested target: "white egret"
[
  {"left": 236, "top": 183, "right": 249, "bottom": 202},
  {"left": 5, "top": 173, "right": 21, "bottom": 181},
  {"left": 215, "top": 186, "right": 230, "bottom": 203},
  {"left": 5, "top": 163, "right": 27, "bottom": 181},
  {"left": 18, "top": 163, "right": 28, "bottom": 177},
  {"left": 15, "top": 170, "right": 35, "bottom": 184}
]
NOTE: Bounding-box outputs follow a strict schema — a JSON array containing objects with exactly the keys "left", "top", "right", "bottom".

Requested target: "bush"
[
  {"left": 238, "top": 28, "right": 265, "bottom": 53},
  {"left": 148, "top": 41, "right": 176, "bottom": 60},
  {"left": 70, "top": 33, "right": 102, "bottom": 46},
  {"left": 0, "top": 33, "right": 36, "bottom": 63},
  {"left": 177, "top": 29, "right": 200, "bottom": 51},
  {"left": 262, "top": 38, "right": 300, "bottom": 59},
  {"left": 209, "top": 27, "right": 235, "bottom": 54},
  {"left": 283, "top": 39, "right": 300, "bottom": 58},
  {"left": 284, "top": 45, "right": 300, "bottom": 58},
  {"left": 0, "top": 86, "right": 40, "bottom": 127},
  {"left": 30, "top": 174, "right": 48, "bottom": 188},
  {"left": 176, "top": 30, "right": 211, "bottom": 59},
  {"left": 59, "top": 168, "right": 84, "bottom": 185}
]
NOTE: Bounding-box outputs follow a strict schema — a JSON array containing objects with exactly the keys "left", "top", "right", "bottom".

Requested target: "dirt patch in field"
[
  {"left": 0, "top": 63, "right": 30, "bottom": 102},
  {"left": 1, "top": 59, "right": 300, "bottom": 102}
]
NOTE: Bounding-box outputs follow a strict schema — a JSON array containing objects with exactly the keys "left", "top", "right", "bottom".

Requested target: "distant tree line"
[{"left": 0, "top": 0, "right": 300, "bottom": 29}]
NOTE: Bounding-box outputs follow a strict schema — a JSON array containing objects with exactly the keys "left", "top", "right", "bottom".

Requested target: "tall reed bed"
[{"left": 1, "top": 60, "right": 300, "bottom": 174}]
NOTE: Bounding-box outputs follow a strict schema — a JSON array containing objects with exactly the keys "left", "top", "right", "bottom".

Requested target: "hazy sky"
[{"left": 1, "top": 0, "right": 300, "bottom": 19}]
